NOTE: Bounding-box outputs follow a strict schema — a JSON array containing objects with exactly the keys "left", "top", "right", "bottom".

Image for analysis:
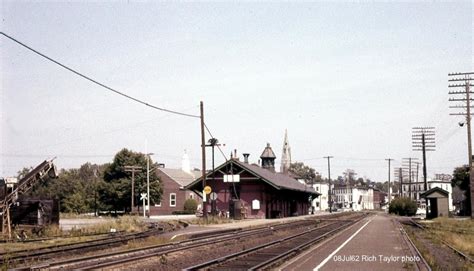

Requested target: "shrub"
[
  {"left": 389, "top": 197, "right": 418, "bottom": 216},
  {"left": 183, "top": 198, "right": 198, "bottom": 214}
]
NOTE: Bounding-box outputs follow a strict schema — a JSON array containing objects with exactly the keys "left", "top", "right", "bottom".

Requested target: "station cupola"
[{"left": 260, "top": 143, "right": 276, "bottom": 172}]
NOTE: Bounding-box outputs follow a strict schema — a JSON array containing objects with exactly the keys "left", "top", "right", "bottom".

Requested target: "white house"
[
  {"left": 312, "top": 182, "right": 329, "bottom": 211},
  {"left": 401, "top": 174, "right": 453, "bottom": 212},
  {"left": 333, "top": 184, "right": 374, "bottom": 211}
]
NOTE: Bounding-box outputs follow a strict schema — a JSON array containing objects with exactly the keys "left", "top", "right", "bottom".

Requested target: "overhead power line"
[{"left": 0, "top": 32, "right": 199, "bottom": 119}]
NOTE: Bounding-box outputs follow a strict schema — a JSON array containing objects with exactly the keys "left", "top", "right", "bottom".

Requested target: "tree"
[
  {"left": 451, "top": 165, "right": 470, "bottom": 216},
  {"left": 102, "top": 148, "right": 162, "bottom": 213},
  {"left": 374, "top": 181, "right": 400, "bottom": 194},
  {"left": 343, "top": 169, "right": 357, "bottom": 185},
  {"left": 289, "top": 162, "right": 322, "bottom": 185},
  {"left": 389, "top": 197, "right": 417, "bottom": 216},
  {"left": 21, "top": 162, "right": 111, "bottom": 214},
  {"left": 183, "top": 199, "right": 198, "bottom": 214}
]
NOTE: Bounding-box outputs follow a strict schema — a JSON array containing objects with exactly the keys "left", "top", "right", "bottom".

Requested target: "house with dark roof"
[
  {"left": 152, "top": 166, "right": 202, "bottom": 216},
  {"left": 185, "top": 143, "right": 319, "bottom": 219}
]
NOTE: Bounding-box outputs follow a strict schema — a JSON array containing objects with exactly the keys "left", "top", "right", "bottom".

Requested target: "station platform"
[
  {"left": 280, "top": 213, "right": 418, "bottom": 271},
  {"left": 158, "top": 211, "right": 333, "bottom": 240}
]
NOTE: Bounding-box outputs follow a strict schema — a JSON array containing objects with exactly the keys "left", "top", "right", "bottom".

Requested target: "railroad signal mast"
[{"left": 448, "top": 71, "right": 474, "bottom": 218}]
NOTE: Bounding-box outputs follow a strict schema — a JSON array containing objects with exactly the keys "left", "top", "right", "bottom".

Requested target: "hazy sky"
[{"left": 1, "top": 1, "right": 472, "bottom": 182}]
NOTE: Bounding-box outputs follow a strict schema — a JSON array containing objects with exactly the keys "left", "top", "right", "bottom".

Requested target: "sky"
[{"left": 1, "top": 1, "right": 473, "bottom": 182}]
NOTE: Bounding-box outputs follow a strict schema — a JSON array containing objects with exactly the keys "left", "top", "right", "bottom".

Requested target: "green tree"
[
  {"left": 183, "top": 198, "right": 198, "bottom": 214},
  {"left": 289, "top": 162, "right": 321, "bottom": 184},
  {"left": 22, "top": 163, "right": 107, "bottom": 214},
  {"left": 343, "top": 169, "right": 357, "bottom": 185},
  {"left": 389, "top": 197, "right": 417, "bottom": 216},
  {"left": 451, "top": 165, "right": 470, "bottom": 216},
  {"left": 375, "top": 181, "right": 400, "bottom": 194},
  {"left": 102, "top": 148, "right": 162, "bottom": 213}
]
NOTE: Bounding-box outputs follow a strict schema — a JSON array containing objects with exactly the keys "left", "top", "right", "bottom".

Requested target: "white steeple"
[
  {"left": 182, "top": 149, "right": 191, "bottom": 173},
  {"left": 280, "top": 129, "right": 291, "bottom": 173}
]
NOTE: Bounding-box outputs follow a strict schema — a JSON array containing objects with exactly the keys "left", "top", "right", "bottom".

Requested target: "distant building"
[
  {"left": 280, "top": 129, "right": 291, "bottom": 174},
  {"left": 312, "top": 181, "right": 329, "bottom": 211},
  {"left": 401, "top": 174, "right": 453, "bottom": 211},
  {"left": 428, "top": 179, "right": 453, "bottom": 211},
  {"left": 333, "top": 184, "right": 374, "bottom": 211},
  {"left": 372, "top": 188, "right": 387, "bottom": 209},
  {"left": 151, "top": 151, "right": 201, "bottom": 215}
]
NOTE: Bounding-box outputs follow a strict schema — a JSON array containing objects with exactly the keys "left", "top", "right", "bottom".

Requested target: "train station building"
[{"left": 185, "top": 143, "right": 319, "bottom": 219}]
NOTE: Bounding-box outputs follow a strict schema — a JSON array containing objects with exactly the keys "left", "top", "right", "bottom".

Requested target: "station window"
[
  {"left": 170, "top": 193, "right": 176, "bottom": 207},
  {"left": 155, "top": 200, "right": 161, "bottom": 207},
  {"left": 189, "top": 193, "right": 194, "bottom": 200}
]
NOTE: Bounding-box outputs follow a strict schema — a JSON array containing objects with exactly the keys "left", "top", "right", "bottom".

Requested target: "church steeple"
[
  {"left": 280, "top": 129, "right": 291, "bottom": 174},
  {"left": 181, "top": 149, "right": 191, "bottom": 173}
]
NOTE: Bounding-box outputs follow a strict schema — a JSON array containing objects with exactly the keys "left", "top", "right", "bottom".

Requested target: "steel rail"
[
  {"left": 409, "top": 219, "right": 474, "bottom": 264},
  {"left": 183, "top": 214, "right": 367, "bottom": 270},
  {"left": 26, "top": 217, "right": 329, "bottom": 270},
  {"left": 397, "top": 220, "right": 432, "bottom": 271}
]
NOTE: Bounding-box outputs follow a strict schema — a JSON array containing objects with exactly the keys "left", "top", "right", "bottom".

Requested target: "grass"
[
  {"left": 0, "top": 216, "right": 147, "bottom": 253},
  {"left": 186, "top": 216, "right": 233, "bottom": 225},
  {"left": 420, "top": 217, "right": 474, "bottom": 258},
  {"left": 405, "top": 227, "right": 439, "bottom": 270},
  {"left": 79, "top": 215, "right": 147, "bottom": 233}
]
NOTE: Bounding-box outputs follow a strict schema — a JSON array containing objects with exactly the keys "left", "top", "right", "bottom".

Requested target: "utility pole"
[
  {"left": 398, "top": 168, "right": 403, "bottom": 198},
  {"left": 125, "top": 165, "right": 142, "bottom": 214},
  {"left": 413, "top": 127, "right": 436, "bottom": 217},
  {"left": 200, "top": 101, "right": 208, "bottom": 219},
  {"left": 412, "top": 127, "right": 436, "bottom": 190},
  {"left": 385, "top": 158, "right": 394, "bottom": 205},
  {"left": 324, "top": 156, "right": 333, "bottom": 213},
  {"left": 146, "top": 153, "right": 154, "bottom": 217},
  {"left": 449, "top": 71, "right": 474, "bottom": 218},
  {"left": 402, "top": 158, "right": 418, "bottom": 199}
]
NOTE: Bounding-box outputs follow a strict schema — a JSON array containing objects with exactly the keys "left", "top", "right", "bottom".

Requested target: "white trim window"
[
  {"left": 189, "top": 193, "right": 194, "bottom": 200},
  {"left": 170, "top": 193, "right": 177, "bottom": 207}
]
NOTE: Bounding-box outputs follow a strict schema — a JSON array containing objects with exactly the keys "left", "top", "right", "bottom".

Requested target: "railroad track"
[
  {"left": 1, "top": 227, "right": 166, "bottom": 266},
  {"left": 183, "top": 214, "right": 368, "bottom": 270},
  {"left": 19, "top": 214, "right": 359, "bottom": 270},
  {"left": 405, "top": 218, "right": 474, "bottom": 264},
  {"left": 396, "top": 219, "right": 431, "bottom": 271}
]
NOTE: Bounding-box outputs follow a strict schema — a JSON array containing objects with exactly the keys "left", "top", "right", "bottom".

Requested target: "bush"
[
  {"left": 389, "top": 197, "right": 418, "bottom": 216},
  {"left": 183, "top": 198, "right": 198, "bottom": 214}
]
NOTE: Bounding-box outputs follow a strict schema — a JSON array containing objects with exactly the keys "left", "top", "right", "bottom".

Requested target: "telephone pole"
[
  {"left": 124, "top": 165, "right": 142, "bottom": 214},
  {"left": 449, "top": 71, "right": 474, "bottom": 218},
  {"left": 394, "top": 167, "right": 403, "bottom": 197},
  {"left": 385, "top": 158, "right": 394, "bottom": 205},
  {"left": 413, "top": 127, "right": 435, "bottom": 217},
  {"left": 412, "top": 127, "right": 436, "bottom": 191},
  {"left": 402, "top": 158, "right": 418, "bottom": 199},
  {"left": 324, "top": 156, "right": 333, "bottom": 213},
  {"left": 200, "top": 101, "right": 208, "bottom": 219}
]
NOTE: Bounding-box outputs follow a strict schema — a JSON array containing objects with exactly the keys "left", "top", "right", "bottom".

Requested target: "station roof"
[
  {"left": 157, "top": 168, "right": 200, "bottom": 187},
  {"left": 420, "top": 187, "right": 449, "bottom": 198},
  {"left": 185, "top": 159, "right": 319, "bottom": 195}
]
